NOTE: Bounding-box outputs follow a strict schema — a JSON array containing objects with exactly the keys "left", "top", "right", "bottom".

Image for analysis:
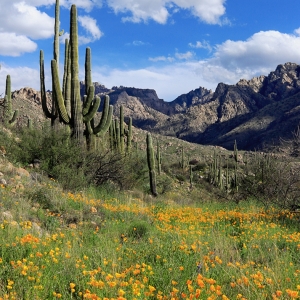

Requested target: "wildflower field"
[{"left": 0, "top": 183, "right": 300, "bottom": 300}]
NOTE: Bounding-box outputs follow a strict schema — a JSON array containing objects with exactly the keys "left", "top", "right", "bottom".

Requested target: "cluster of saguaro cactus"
[
  {"left": 109, "top": 106, "right": 132, "bottom": 153},
  {"left": 40, "top": 0, "right": 112, "bottom": 147},
  {"left": 208, "top": 144, "right": 239, "bottom": 193},
  {"left": 2, "top": 75, "right": 18, "bottom": 126},
  {"left": 146, "top": 133, "right": 157, "bottom": 196}
]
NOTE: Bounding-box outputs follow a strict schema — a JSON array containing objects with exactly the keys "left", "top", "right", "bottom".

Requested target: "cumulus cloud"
[
  {"left": 149, "top": 56, "right": 175, "bottom": 62},
  {"left": 175, "top": 51, "right": 194, "bottom": 60},
  {"left": 125, "top": 40, "right": 150, "bottom": 46},
  {"left": 106, "top": 0, "right": 226, "bottom": 24},
  {"left": 92, "top": 62, "right": 214, "bottom": 101},
  {"left": 0, "top": 2, "right": 54, "bottom": 40},
  {"left": 189, "top": 40, "right": 212, "bottom": 52},
  {"left": 60, "top": 0, "right": 103, "bottom": 12},
  {"left": 0, "top": 33, "right": 37, "bottom": 56},
  {"left": 190, "top": 30, "right": 300, "bottom": 87},
  {"left": 78, "top": 15, "right": 103, "bottom": 43},
  {"left": 149, "top": 51, "right": 194, "bottom": 62},
  {"left": 0, "top": 0, "right": 104, "bottom": 56},
  {"left": 0, "top": 64, "right": 41, "bottom": 94}
]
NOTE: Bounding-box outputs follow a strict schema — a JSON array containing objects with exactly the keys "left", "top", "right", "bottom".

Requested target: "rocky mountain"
[
  {"left": 86, "top": 62, "right": 300, "bottom": 151},
  {"left": 5, "top": 62, "right": 300, "bottom": 151}
]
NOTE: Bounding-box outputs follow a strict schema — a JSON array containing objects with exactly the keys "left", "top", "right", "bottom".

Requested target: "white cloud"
[
  {"left": 59, "top": 32, "right": 70, "bottom": 44},
  {"left": 92, "top": 62, "right": 214, "bottom": 101},
  {"left": 0, "top": 33, "right": 37, "bottom": 56},
  {"left": 60, "top": 0, "right": 103, "bottom": 12},
  {"left": 0, "top": 2, "right": 54, "bottom": 40},
  {"left": 149, "top": 56, "right": 175, "bottom": 62},
  {"left": 0, "top": 65, "right": 41, "bottom": 94},
  {"left": 209, "top": 30, "right": 300, "bottom": 70},
  {"left": 78, "top": 15, "right": 103, "bottom": 43},
  {"left": 106, "top": 0, "right": 226, "bottom": 24},
  {"left": 193, "top": 30, "right": 300, "bottom": 86},
  {"left": 175, "top": 51, "right": 194, "bottom": 60},
  {"left": 189, "top": 40, "right": 212, "bottom": 52},
  {"left": 0, "top": 1, "right": 104, "bottom": 56},
  {"left": 172, "top": 0, "right": 225, "bottom": 24},
  {"left": 133, "top": 40, "right": 148, "bottom": 46}
]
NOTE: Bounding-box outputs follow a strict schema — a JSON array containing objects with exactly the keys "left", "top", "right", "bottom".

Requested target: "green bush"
[{"left": 126, "top": 221, "right": 149, "bottom": 239}]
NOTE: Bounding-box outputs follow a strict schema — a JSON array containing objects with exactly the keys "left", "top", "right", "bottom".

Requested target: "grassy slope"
[{"left": 0, "top": 152, "right": 300, "bottom": 300}]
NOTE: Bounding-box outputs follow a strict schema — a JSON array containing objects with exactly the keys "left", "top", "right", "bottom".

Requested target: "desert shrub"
[
  {"left": 192, "top": 161, "right": 207, "bottom": 172},
  {"left": 126, "top": 221, "right": 149, "bottom": 239},
  {"left": 239, "top": 153, "right": 300, "bottom": 210},
  {"left": 156, "top": 174, "right": 173, "bottom": 194},
  {"left": 86, "top": 150, "right": 148, "bottom": 191}
]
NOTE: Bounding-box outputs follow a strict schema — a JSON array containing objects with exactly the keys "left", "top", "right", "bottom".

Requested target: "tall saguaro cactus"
[
  {"left": 126, "top": 117, "right": 132, "bottom": 153},
  {"left": 146, "top": 133, "right": 158, "bottom": 197},
  {"left": 2, "top": 75, "right": 18, "bottom": 125},
  {"left": 40, "top": 1, "right": 112, "bottom": 147}
]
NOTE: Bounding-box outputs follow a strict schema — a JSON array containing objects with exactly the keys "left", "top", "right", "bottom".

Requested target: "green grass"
[{"left": 0, "top": 176, "right": 300, "bottom": 300}]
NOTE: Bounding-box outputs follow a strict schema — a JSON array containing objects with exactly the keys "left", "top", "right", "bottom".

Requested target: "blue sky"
[{"left": 1, "top": 0, "right": 300, "bottom": 101}]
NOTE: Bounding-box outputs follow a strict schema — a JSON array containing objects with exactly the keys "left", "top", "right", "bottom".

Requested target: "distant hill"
[{"left": 7, "top": 62, "right": 300, "bottom": 151}]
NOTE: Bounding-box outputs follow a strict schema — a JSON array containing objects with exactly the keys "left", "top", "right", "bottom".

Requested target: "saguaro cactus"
[
  {"left": 146, "top": 133, "right": 157, "bottom": 197},
  {"left": 156, "top": 139, "right": 162, "bottom": 175},
  {"left": 40, "top": 1, "right": 112, "bottom": 147},
  {"left": 189, "top": 165, "right": 193, "bottom": 188},
  {"left": 119, "top": 105, "right": 125, "bottom": 153},
  {"left": 126, "top": 117, "right": 132, "bottom": 153},
  {"left": 2, "top": 75, "right": 18, "bottom": 125}
]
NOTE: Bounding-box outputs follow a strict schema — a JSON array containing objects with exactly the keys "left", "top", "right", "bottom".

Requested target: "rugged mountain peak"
[
  {"left": 262, "top": 62, "right": 300, "bottom": 100},
  {"left": 79, "top": 81, "right": 111, "bottom": 96},
  {"left": 237, "top": 75, "right": 266, "bottom": 93},
  {"left": 170, "top": 86, "right": 214, "bottom": 113}
]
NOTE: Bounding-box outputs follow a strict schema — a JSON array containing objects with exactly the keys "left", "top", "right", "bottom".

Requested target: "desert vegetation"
[{"left": 0, "top": 1, "right": 300, "bottom": 299}]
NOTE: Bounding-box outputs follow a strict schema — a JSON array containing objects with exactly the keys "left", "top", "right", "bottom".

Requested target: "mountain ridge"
[{"left": 7, "top": 62, "right": 300, "bottom": 151}]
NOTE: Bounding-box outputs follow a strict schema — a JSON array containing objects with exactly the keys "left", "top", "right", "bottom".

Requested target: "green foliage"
[
  {"left": 126, "top": 221, "right": 149, "bottom": 239},
  {"left": 156, "top": 173, "right": 173, "bottom": 194},
  {"left": 239, "top": 153, "right": 300, "bottom": 209}
]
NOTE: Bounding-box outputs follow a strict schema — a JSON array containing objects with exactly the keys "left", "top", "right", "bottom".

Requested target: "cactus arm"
[
  {"left": 51, "top": 59, "right": 70, "bottom": 124},
  {"left": 115, "top": 118, "right": 121, "bottom": 151},
  {"left": 85, "top": 119, "right": 94, "bottom": 135},
  {"left": 65, "top": 40, "right": 71, "bottom": 116},
  {"left": 85, "top": 47, "right": 92, "bottom": 96},
  {"left": 9, "top": 110, "right": 18, "bottom": 124},
  {"left": 120, "top": 105, "right": 125, "bottom": 152},
  {"left": 94, "top": 105, "right": 113, "bottom": 136},
  {"left": 82, "top": 85, "right": 96, "bottom": 116},
  {"left": 62, "top": 39, "right": 69, "bottom": 100},
  {"left": 126, "top": 117, "right": 132, "bottom": 152},
  {"left": 40, "top": 50, "right": 55, "bottom": 119},
  {"left": 93, "top": 96, "right": 112, "bottom": 135},
  {"left": 54, "top": 0, "right": 59, "bottom": 66},
  {"left": 83, "top": 94, "right": 100, "bottom": 123}
]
